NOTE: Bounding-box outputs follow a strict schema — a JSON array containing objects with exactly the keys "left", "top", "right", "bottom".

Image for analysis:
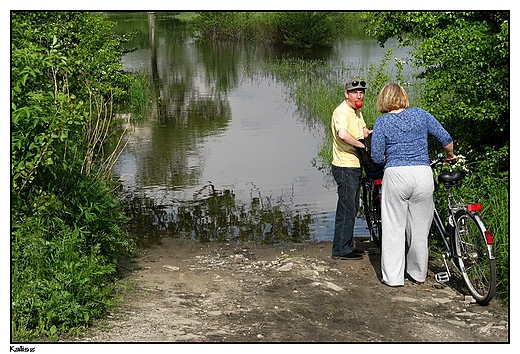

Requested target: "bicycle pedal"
[{"left": 434, "top": 272, "right": 450, "bottom": 283}]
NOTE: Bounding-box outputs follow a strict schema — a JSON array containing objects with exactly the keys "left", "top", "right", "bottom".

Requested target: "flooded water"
[{"left": 110, "top": 12, "right": 411, "bottom": 246}]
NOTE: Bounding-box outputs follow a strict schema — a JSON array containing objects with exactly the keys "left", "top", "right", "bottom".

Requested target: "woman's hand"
[{"left": 445, "top": 155, "right": 458, "bottom": 164}]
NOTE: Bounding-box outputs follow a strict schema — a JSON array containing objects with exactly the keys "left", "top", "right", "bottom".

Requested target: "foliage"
[
  {"left": 11, "top": 192, "right": 118, "bottom": 340},
  {"left": 11, "top": 11, "right": 135, "bottom": 340},
  {"left": 11, "top": 11, "right": 133, "bottom": 197},
  {"left": 12, "top": 12, "right": 132, "bottom": 101},
  {"left": 362, "top": 11, "right": 509, "bottom": 175}
]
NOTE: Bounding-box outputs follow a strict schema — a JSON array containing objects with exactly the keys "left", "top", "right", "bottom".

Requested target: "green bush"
[
  {"left": 11, "top": 165, "right": 132, "bottom": 341},
  {"left": 12, "top": 216, "right": 115, "bottom": 340},
  {"left": 273, "top": 12, "right": 336, "bottom": 48},
  {"left": 11, "top": 11, "right": 135, "bottom": 340}
]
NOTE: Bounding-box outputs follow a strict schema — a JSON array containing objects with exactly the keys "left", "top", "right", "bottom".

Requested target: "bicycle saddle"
[{"left": 438, "top": 171, "right": 466, "bottom": 184}]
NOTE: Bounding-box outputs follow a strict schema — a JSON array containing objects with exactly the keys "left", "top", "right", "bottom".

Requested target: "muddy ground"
[{"left": 73, "top": 237, "right": 509, "bottom": 344}]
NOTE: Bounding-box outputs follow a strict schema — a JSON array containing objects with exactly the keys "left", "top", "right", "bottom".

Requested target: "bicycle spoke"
[
  {"left": 362, "top": 180, "right": 381, "bottom": 245},
  {"left": 455, "top": 210, "right": 496, "bottom": 304}
]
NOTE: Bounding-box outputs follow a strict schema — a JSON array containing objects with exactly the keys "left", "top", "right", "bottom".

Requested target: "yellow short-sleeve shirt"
[{"left": 331, "top": 100, "right": 366, "bottom": 168}]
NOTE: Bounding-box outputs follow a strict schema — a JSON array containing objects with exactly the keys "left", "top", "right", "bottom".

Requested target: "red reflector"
[
  {"left": 374, "top": 179, "right": 383, "bottom": 186},
  {"left": 467, "top": 203, "right": 482, "bottom": 212},
  {"left": 485, "top": 230, "right": 493, "bottom": 245}
]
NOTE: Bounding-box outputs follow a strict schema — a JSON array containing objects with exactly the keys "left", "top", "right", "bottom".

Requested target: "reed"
[{"left": 127, "top": 71, "right": 151, "bottom": 118}]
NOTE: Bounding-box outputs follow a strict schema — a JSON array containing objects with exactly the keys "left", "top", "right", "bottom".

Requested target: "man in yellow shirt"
[{"left": 331, "top": 79, "right": 371, "bottom": 260}]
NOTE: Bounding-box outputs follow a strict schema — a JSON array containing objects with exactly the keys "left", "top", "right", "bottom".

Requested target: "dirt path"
[{"left": 73, "top": 238, "right": 508, "bottom": 343}]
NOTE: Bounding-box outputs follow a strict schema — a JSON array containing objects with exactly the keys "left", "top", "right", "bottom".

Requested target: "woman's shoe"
[{"left": 406, "top": 274, "right": 425, "bottom": 285}]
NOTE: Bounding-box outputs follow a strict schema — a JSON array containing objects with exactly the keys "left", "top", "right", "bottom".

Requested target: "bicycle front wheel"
[
  {"left": 362, "top": 180, "right": 382, "bottom": 246},
  {"left": 452, "top": 210, "right": 496, "bottom": 305}
]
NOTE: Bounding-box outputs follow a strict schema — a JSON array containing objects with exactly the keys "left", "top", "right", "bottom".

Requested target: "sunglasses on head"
[{"left": 351, "top": 80, "right": 366, "bottom": 88}]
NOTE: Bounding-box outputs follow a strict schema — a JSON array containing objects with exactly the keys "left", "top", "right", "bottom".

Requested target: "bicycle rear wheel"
[
  {"left": 452, "top": 210, "right": 496, "bottom": 305},
  {"left": 362, "top": 180, "right": 382, "bottom": 245}
]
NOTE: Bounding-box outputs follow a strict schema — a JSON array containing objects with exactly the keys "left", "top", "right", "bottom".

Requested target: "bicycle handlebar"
[{"left": 430, "top": 153, "right": 445, "bottom": 167}]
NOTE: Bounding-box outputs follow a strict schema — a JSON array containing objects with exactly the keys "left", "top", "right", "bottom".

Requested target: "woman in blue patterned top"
[{"left": 371, "top": 83, "right": 457, "bottom": 287}]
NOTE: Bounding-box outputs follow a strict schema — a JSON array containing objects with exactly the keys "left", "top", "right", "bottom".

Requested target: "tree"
[{"left": 363, "top": 11, "right": 509, "bottom": 173}]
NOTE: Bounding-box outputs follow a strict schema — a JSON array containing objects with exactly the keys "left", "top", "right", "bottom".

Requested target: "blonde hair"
[{"left": 376, "top": 83, "right": 410, "bottom": 113}]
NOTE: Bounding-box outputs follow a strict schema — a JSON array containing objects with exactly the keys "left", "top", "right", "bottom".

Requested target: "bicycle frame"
[
  {"left": 432, "top": 208, "right": 450, "bottom": 252},
  {"left": 431, "top": 201, "right": 458, "bottom": 283}
]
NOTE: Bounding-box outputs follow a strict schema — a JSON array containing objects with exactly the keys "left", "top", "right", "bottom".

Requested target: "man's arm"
[{"left": 337, "top": 128, "right": 365, "bottom": 148}]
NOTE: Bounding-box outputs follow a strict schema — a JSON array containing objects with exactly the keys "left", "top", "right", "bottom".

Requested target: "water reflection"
[
  {"left": 110, "top": 12, "right": 403, "bottom": 246},
  {"left": 126, "top": 182, "right": 316, "bottom": 247}
]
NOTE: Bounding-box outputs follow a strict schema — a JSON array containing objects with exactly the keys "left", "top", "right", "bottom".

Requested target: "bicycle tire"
[
  {"left": 362, "top": 180, "right": 382, "bottom": 245},
  {"left": 452, "top": 209, "right": 496, "bottom": 305}
]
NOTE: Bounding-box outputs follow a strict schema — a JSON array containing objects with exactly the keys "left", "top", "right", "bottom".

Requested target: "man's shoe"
[
  {"left": 332, "top": 252, "right": 363, "bottom": 260},
  {"left": 352, "top": 248, "right": 365, "bottom": 255}
]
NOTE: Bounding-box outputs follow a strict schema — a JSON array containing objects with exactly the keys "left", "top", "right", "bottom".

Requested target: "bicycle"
[
  {"left": 356, "top": 145, "right": 496, "bottom": 304},
  {"left": 356, "top": 137, "right": 384, "bottom": 246},
  {"left": 429, "top": 153, "right": 496, "bottom": 305}
]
